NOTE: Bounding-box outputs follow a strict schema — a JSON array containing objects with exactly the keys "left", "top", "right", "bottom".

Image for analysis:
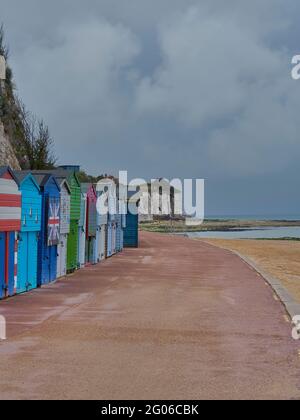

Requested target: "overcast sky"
[{"left": 1, "top": 0, "right": 300, "bottom": 215}]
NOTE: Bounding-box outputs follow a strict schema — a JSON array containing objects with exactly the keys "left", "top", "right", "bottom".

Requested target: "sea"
[
  {"left": 185, "top": 214, "right": 300, "bottom": 239},
  {"left": 205, "top": 214, "right": 300, "bottom": 221}
]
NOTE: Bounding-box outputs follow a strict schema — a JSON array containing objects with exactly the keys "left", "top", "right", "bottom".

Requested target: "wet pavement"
[{"left": 0, "top": 232, "right": 299, "bottom": 400}]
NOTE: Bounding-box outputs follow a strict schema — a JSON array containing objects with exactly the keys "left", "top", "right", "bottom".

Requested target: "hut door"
[
  {"left": 17, "top": 232, "right": 29, "bottom": 293},
  {"left": 112, "top": 224, "right": 116, "bottom": 254},
  {"left": 27, "top": 232, "right": 38, "bottom": 290},
  {"left": 0, "top": 232, "right": 15, "bottom": 298},
  {"left": 57, "top": 235, "right": 67, "bottom": 277},
  {"left": 49, "top": 246, "right": 57, "bottom": 282},
  {"left": 0, "top": 233, "right": 5, "bottom": 298},
  {"left": 103, "top": 226, "right": 107, "bottom": 259}
]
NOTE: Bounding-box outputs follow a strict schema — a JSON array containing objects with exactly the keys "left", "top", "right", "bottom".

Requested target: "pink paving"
[{"left": 0, "top": 232, "right": 299, "bottom": 399}]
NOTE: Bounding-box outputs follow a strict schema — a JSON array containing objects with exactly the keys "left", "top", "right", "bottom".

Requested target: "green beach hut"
[{"left": 47, "top": 167, "right": 81, "bottom": 273}]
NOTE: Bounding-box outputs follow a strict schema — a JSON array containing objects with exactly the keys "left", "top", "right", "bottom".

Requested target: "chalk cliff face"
[{"left": 0, "top": 120, "right": 20, "bottom": 169}]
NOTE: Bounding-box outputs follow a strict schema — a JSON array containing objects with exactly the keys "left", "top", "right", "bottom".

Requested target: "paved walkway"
[{"left": 0, "top": 232, "right": 299, "bottom": 400}]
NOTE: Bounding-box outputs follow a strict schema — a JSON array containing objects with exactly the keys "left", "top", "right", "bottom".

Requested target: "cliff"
[
  {"left": 0, "top": 119, "right": 20, "bottom": 169},
  {"left": 0, "top": 53, "right": 21, "bottom": 169}
]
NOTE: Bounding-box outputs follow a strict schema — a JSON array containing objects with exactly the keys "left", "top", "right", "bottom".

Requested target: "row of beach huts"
[{"left": 0, "top": 165, "right": 138, "bottom": 300}]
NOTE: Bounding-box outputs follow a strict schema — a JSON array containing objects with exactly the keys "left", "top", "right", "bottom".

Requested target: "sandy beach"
[{"left": 201, "top": 239, "right": 300, "bottom": 304}]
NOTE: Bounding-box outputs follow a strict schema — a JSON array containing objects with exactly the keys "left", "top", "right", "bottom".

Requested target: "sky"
[{"left": 1, "top": 0, "right": 300, "bottom": 216}]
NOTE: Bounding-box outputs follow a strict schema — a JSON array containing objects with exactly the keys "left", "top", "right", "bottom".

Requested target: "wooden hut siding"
[
  {"left": 107, "top": 207, "right": 117, "bottom": 255},
  {"left": 59, "top": 181, "right": 71, "bottom": 235},
  {"left": 124, "top": 212, "right": 139, "bottom": 248},
  {"left": 115, "top": 214, "right": 124, "bottom": 252},
  {"left": 88, "top": 197, "right": 97, "bottom": 237},
  {"left": 96, "top": 224, "right": 106, "bottom": 262},
  {"left": 0, "top": 178, "right": 21, "bottom": 231},
  {"left": 34, "top": 174, "right": 61, "bottom": 286},
  {"left": 81, "top": 184, "right": 97, "bottom": 265},
  {"left": 0, "top": 167, "right": 21, "bottom": 298},
  {"left": 14, "top": 172, "right": 42, "bottom": 294},
  {"left": 78, "top": 191, "right": 87, "bottom": 268},
  {"left": 68, "top": 220, "right": 79, "bottom": 272},
  {"left": 66, "top": 173, "right": 81, "bottom": 272},
  {"left": 94, "top": 186, "right": 108, "bottom": 263},
  {"left": 69, "top": 175, "right": 81, "bottom": 221},
  {"left": 96, "top": 179, "right": 118, "bottom": 258},
  {"left": 18, "top": 179, "right": 41, "bottom": 231},
  {"left": 106, "top": 221, "right": 113, "bottom": 257},
  {"left": 0, "top": 232, "right": 17, "bottom": 298},
  {"left": 57, "top": 234, "right": 68, "bottom": 278},
  {"left": 83, "top": 184, "right": 97, "bottom": 237},
  {"left": 112, "top": 222, "right": 117, "bottom": 254},
  {"left": 18, "top": 231, "right": 39, "bottom": 293},
  {"left": 57, "top": 180, "right": 71, "bottom": 278},
  {"left": 44, "top": 169, "right": 81, "bottom": 273}
]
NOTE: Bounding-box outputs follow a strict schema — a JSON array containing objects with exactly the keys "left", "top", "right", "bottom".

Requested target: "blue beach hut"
[
  {"left": 32, "top": 173, "right": 61, "bottom": 286},
  {"left": 115, "top": 214, "right": 124, "bottom": 252},
  {"left": 14, "top": 172, "right": 42, "bottom": 293},
  {"left": 124, "top": 192, "right": 139, "bottom": 248}
]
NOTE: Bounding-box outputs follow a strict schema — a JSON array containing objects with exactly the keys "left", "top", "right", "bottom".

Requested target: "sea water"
[{"left": 186, "top": 226, "right": 300, "bottom": 239}]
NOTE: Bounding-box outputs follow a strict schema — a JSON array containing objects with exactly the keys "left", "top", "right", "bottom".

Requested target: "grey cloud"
[{"left": 1, "top": 0, "right": 300, "bottom": 214}]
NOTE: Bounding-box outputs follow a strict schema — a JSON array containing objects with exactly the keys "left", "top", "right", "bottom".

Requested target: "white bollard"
[{"left": 0, "top": 315, "right": 6, "bottom": 340}]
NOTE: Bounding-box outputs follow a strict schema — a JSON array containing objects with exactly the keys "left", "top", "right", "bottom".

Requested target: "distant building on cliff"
[{"left": 138, "top": 178, "right": 181, "bottom": 223}]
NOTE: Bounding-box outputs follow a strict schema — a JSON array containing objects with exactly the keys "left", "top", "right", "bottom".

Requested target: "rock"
[
  {"left": 0, "top": 120, "right": 21, "bottom": 169},
  {"left": 0, "top": 55, "right": 6, "bottom": 81},
  {"left": 0, "top": 55, "right": 21, "bottom": 169}
]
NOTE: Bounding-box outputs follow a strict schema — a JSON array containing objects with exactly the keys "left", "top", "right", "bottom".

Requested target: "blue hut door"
[
  {"left": 28, "top": 232, "right": 38, "bottom": 290},
  {"left": 49, "top": 246, "right": 57, "bottom": 282},
  {"left": 18, "top": 231, "right": 38, "bottom": 293}
]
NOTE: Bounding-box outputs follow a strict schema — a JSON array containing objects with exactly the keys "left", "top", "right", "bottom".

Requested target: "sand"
[{"left": 201, "top": 239, "right": 300, "bottom": 304}]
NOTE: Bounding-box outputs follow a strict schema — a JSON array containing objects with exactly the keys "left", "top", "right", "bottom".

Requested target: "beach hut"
[
  {"left": 95, "top": 179, "right": 116, "bottom": 260},
  {"left": 106, "top": 221, "right": 113, "bottom": 257},
  {"left": 124, "top": 212, "right": 139, "bottom": 248},
  {"left": 47, "top": 167, "right": 81, "bottom": 273},
  {"left": 81, "top": 183, "right": 97, "bottom": 265},
  {"left": 0, "top": 167, "right": 21, "bottom": 298},
  {"left": 78, "top": 188, "right": 87, "bottom": 268},
  {"left": 31, "top": 173, "right": 60, "bottom": 286},
  {"left": 55, "top": 178, "right": 71, "bottom": 278},
  {"left": 63, "top": 169, "right": 81, "bottom": 273},
  {"left": 108, "top": 182, "right": 117, "bottom": 257},
  {"left": 115, "top": 184, "right": 126, "bottom": 252},
  {"left": 109, "top": 219, "right": 117, "bottom": 256},
  {"left": 95, "top": 187, "right": 107, "bottom": 262},
  {"left": 115, "top": 214, "right": 124, "bottom": 252},
  {"left": 14, "top": 172, "right": 42, "bottom": 294},
  {"left": 124, "top": 192, "right": 139, "bottom": 248}
]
